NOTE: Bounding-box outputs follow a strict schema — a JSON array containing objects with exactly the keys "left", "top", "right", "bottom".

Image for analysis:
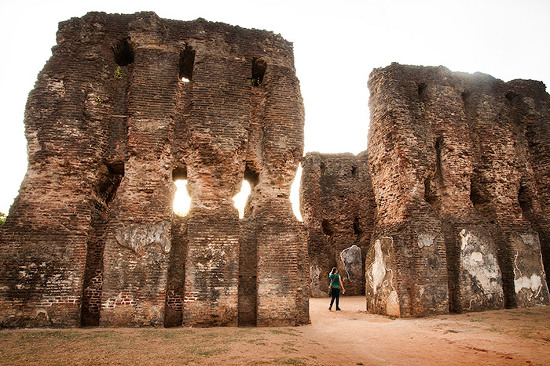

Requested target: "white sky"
[{"left": 1, "top": 0, "right": 549, "bottom": 214}]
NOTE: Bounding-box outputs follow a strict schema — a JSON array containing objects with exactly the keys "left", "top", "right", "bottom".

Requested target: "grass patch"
[
  {"left": 185, "top": 345, "right": 228, "bottom": 357},
  {"left": 272, "top": 357, "right": 307, "bottom": 365},
  {"left": 469, "top": 317, "right": 485, "bottom": 323},
  {"left": 268, "top": 329, "right": 300, "bottom": 336},
  {"left": 247, "top": 338, "right": 268, "bottom": 345}
]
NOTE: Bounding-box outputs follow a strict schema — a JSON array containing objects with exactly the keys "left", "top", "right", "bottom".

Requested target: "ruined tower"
[
  {"left": 365, "top": 64, "right": 550, "bottom": 317},
  {"left": 0, "top": 12, "right": 308, "bottom": 327}
]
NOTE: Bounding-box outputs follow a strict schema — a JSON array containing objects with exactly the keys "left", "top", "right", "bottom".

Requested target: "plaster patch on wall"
[
  {"left": 340, "top": 245, "right": 362, "bottom": 283},
  {"left": 371, "top": 239, "right": 387, "bottom": 295},
  {"left": 115, "top": 221, "right": 171, "bottom": 254},
  {"left": 386, "top": 290, "right": 400, "bottom": 317},
  {"left": 309, "top": 264, "right": 326, "bottom": 297},
  {"left": 519, "top": 232, "right": 539, "bottom": 248},
  {"left": 459, "top": 229, "right": 502, "bottom": 298},
  {"left": 510, "top": 231, "right": 549, "bottom": 305},
  {"left": 417, "top": 233, "right": 436, "bottom": 249},
  {"left": 514, "top": 274, "right": 542, "bottom": 294}
]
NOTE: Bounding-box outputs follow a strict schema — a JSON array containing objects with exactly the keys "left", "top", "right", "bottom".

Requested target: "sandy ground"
[{"left": 0, "top": 296, "right": 549, "bottom": 365}]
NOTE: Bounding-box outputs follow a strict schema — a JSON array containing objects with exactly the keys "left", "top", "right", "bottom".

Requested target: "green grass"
[
  {"left": 272, "top": 357, "right": 307, "bottom": 365},
  {"left": 469, "top": 317, "right": 485, "bottom": 322},
  {"left": 185, "top": 345, "right": 228, "bottom": 357}
]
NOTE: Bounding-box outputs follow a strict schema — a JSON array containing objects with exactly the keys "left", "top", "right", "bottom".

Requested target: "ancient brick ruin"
[
  {"left": 300, "top": 152, "right": 375, "bottom": 297},
  {"left": 2, "top": 13, "right": 550, "bottom": 328},
  {"left": 302, "top": 63, "right": 550, "bottom": 317},
  {"left": 0, "top": 12, "right": 308, "bottom": 327},
  {"left": 364, "top": 64, "right": 550, "bottom": 316}
]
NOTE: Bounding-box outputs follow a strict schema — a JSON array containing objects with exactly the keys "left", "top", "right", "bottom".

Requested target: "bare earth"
[{"left": 1, "top": 297, "right": 549, "bottom": 365}]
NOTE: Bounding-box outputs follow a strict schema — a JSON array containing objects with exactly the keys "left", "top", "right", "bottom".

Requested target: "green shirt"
[{"left": 329, "top": 273, "right": 341, "bottom": 289}]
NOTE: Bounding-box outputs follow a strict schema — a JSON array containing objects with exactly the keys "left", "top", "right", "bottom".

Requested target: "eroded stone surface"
[{"left": 341, "top": 245, "right": 363, "bottom": 283}]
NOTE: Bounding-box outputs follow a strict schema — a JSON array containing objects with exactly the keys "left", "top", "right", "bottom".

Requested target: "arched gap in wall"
[
  {"left": 113, "top": 38, "right": 134, "bottom": 66},
  {"left": 179, "top": 44, "right": 195, "bottom": 82},
  {"left": 290, "top": 164, "right": 303, "bottom": 221},
  {"left": 173, "top": 166, "right": 191, "bottom": 216},
  {"left": 351, "top": 166, "right": 357, "bottom": 178},
  {"left": 251, "top": 58, "right": 267, "bottom": 87},
  {"left": 233, "top": 180, "right": 252, "bottom": 219}
]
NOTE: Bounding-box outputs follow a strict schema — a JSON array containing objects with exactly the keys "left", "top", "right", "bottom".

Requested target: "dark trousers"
[{"left": 329, "top": 288, "right": 340, "bottom": 309}]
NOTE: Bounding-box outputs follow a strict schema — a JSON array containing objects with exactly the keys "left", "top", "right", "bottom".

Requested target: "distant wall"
[{"left": 301, "top": 152, "right": 376, "bottom": 297}]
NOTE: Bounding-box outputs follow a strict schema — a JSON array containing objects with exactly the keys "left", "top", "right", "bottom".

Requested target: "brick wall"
[
  {"left": 0, "top": 12, "right": 307, "bottom": 327},
  {"left": 366, "top": 63, "right": 550, "bottom": 316},
  {"left": 301, "top": 152, "right": 376, "bottom": 297}
]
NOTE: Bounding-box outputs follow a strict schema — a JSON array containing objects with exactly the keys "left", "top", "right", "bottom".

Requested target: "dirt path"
[
  {"left": 0, "top": 297, "right": 549, "bottom": 365},
  {"left": 304, "top": 297, "right": 549, "bottom": 365}
]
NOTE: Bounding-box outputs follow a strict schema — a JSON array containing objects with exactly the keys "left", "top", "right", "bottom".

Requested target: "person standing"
[{"left": 328, "top": 267, "right": 345, "bottom": 310}]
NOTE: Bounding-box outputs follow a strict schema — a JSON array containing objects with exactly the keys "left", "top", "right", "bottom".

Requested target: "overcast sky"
[{"left": 1, "top": 0, "right": 549, "bottom": 214}]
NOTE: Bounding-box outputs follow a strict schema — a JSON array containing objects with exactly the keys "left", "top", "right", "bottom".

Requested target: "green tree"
[{"left": 0, "top": 212, "right": 6, "bottom": 226}]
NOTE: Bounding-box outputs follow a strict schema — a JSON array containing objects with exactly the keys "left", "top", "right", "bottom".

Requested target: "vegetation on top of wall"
[{"left": 0, "top": 212, "right": 6, "bottom": 226}]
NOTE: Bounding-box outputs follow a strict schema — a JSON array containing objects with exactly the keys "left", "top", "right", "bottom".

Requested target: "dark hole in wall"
[
  {"left": 244, "top": 165, "right": 259, "bottom": 187},
  {"left": 321, "top": 219, "right": 333, "bottom": 236},
  {"left": 113, "top": 38, "right": 134, "bottom": 66},
  {"left": 179, "top": 45, "right": 195, "bottom": 81},
  {"left": 470, "top": 180, "right": 489, "bottom": 208},
  {"left": 103, "top": 163, "right": 124, "bottom": 205},
  {"left": 424, "top": 178, "right": 437, "bottom": 208},
  {"left": 320, "top": 162, "right": 326, "bottom": 176},
  {"left": 518, "top": 184, "right": 532, "bottom": 215},
  {"left": 461, "top": 91, "right": 470, "bottom": 104},
  {"left": 353, "top": 217, "right": 363, "bottom": 236},
  {"left": 172, "top": 165, "right": 188, "bottom": 181},
  {"left": 425, "top": 137, "right": 442, "bottom": 211},
  {"left": 417, "top": 82, "right": 427, "bottom": 101},
  {"left": 351, "top": 166, "right": 357, "bottom": 177},
  {"left": 505, "top": 91, "right": 518, "bottom": 103},
  {"left": 251, "top": 58, "right": 267, "bottom": 87}
]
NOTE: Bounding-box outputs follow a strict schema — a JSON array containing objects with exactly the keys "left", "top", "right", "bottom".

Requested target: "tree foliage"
[{"left": 0, "top": 212, "right": 6, "bottom": 226}]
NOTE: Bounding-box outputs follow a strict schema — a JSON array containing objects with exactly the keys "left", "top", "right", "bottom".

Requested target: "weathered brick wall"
[
  {"left": 301, "top": 152, "right": 376, "bottom": 297},
  {"left": 366, "top": 63, "right": 550, "bottom": 317},
  {"left": 0, "top": 12, "right": 307, "bottom": 327}
]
